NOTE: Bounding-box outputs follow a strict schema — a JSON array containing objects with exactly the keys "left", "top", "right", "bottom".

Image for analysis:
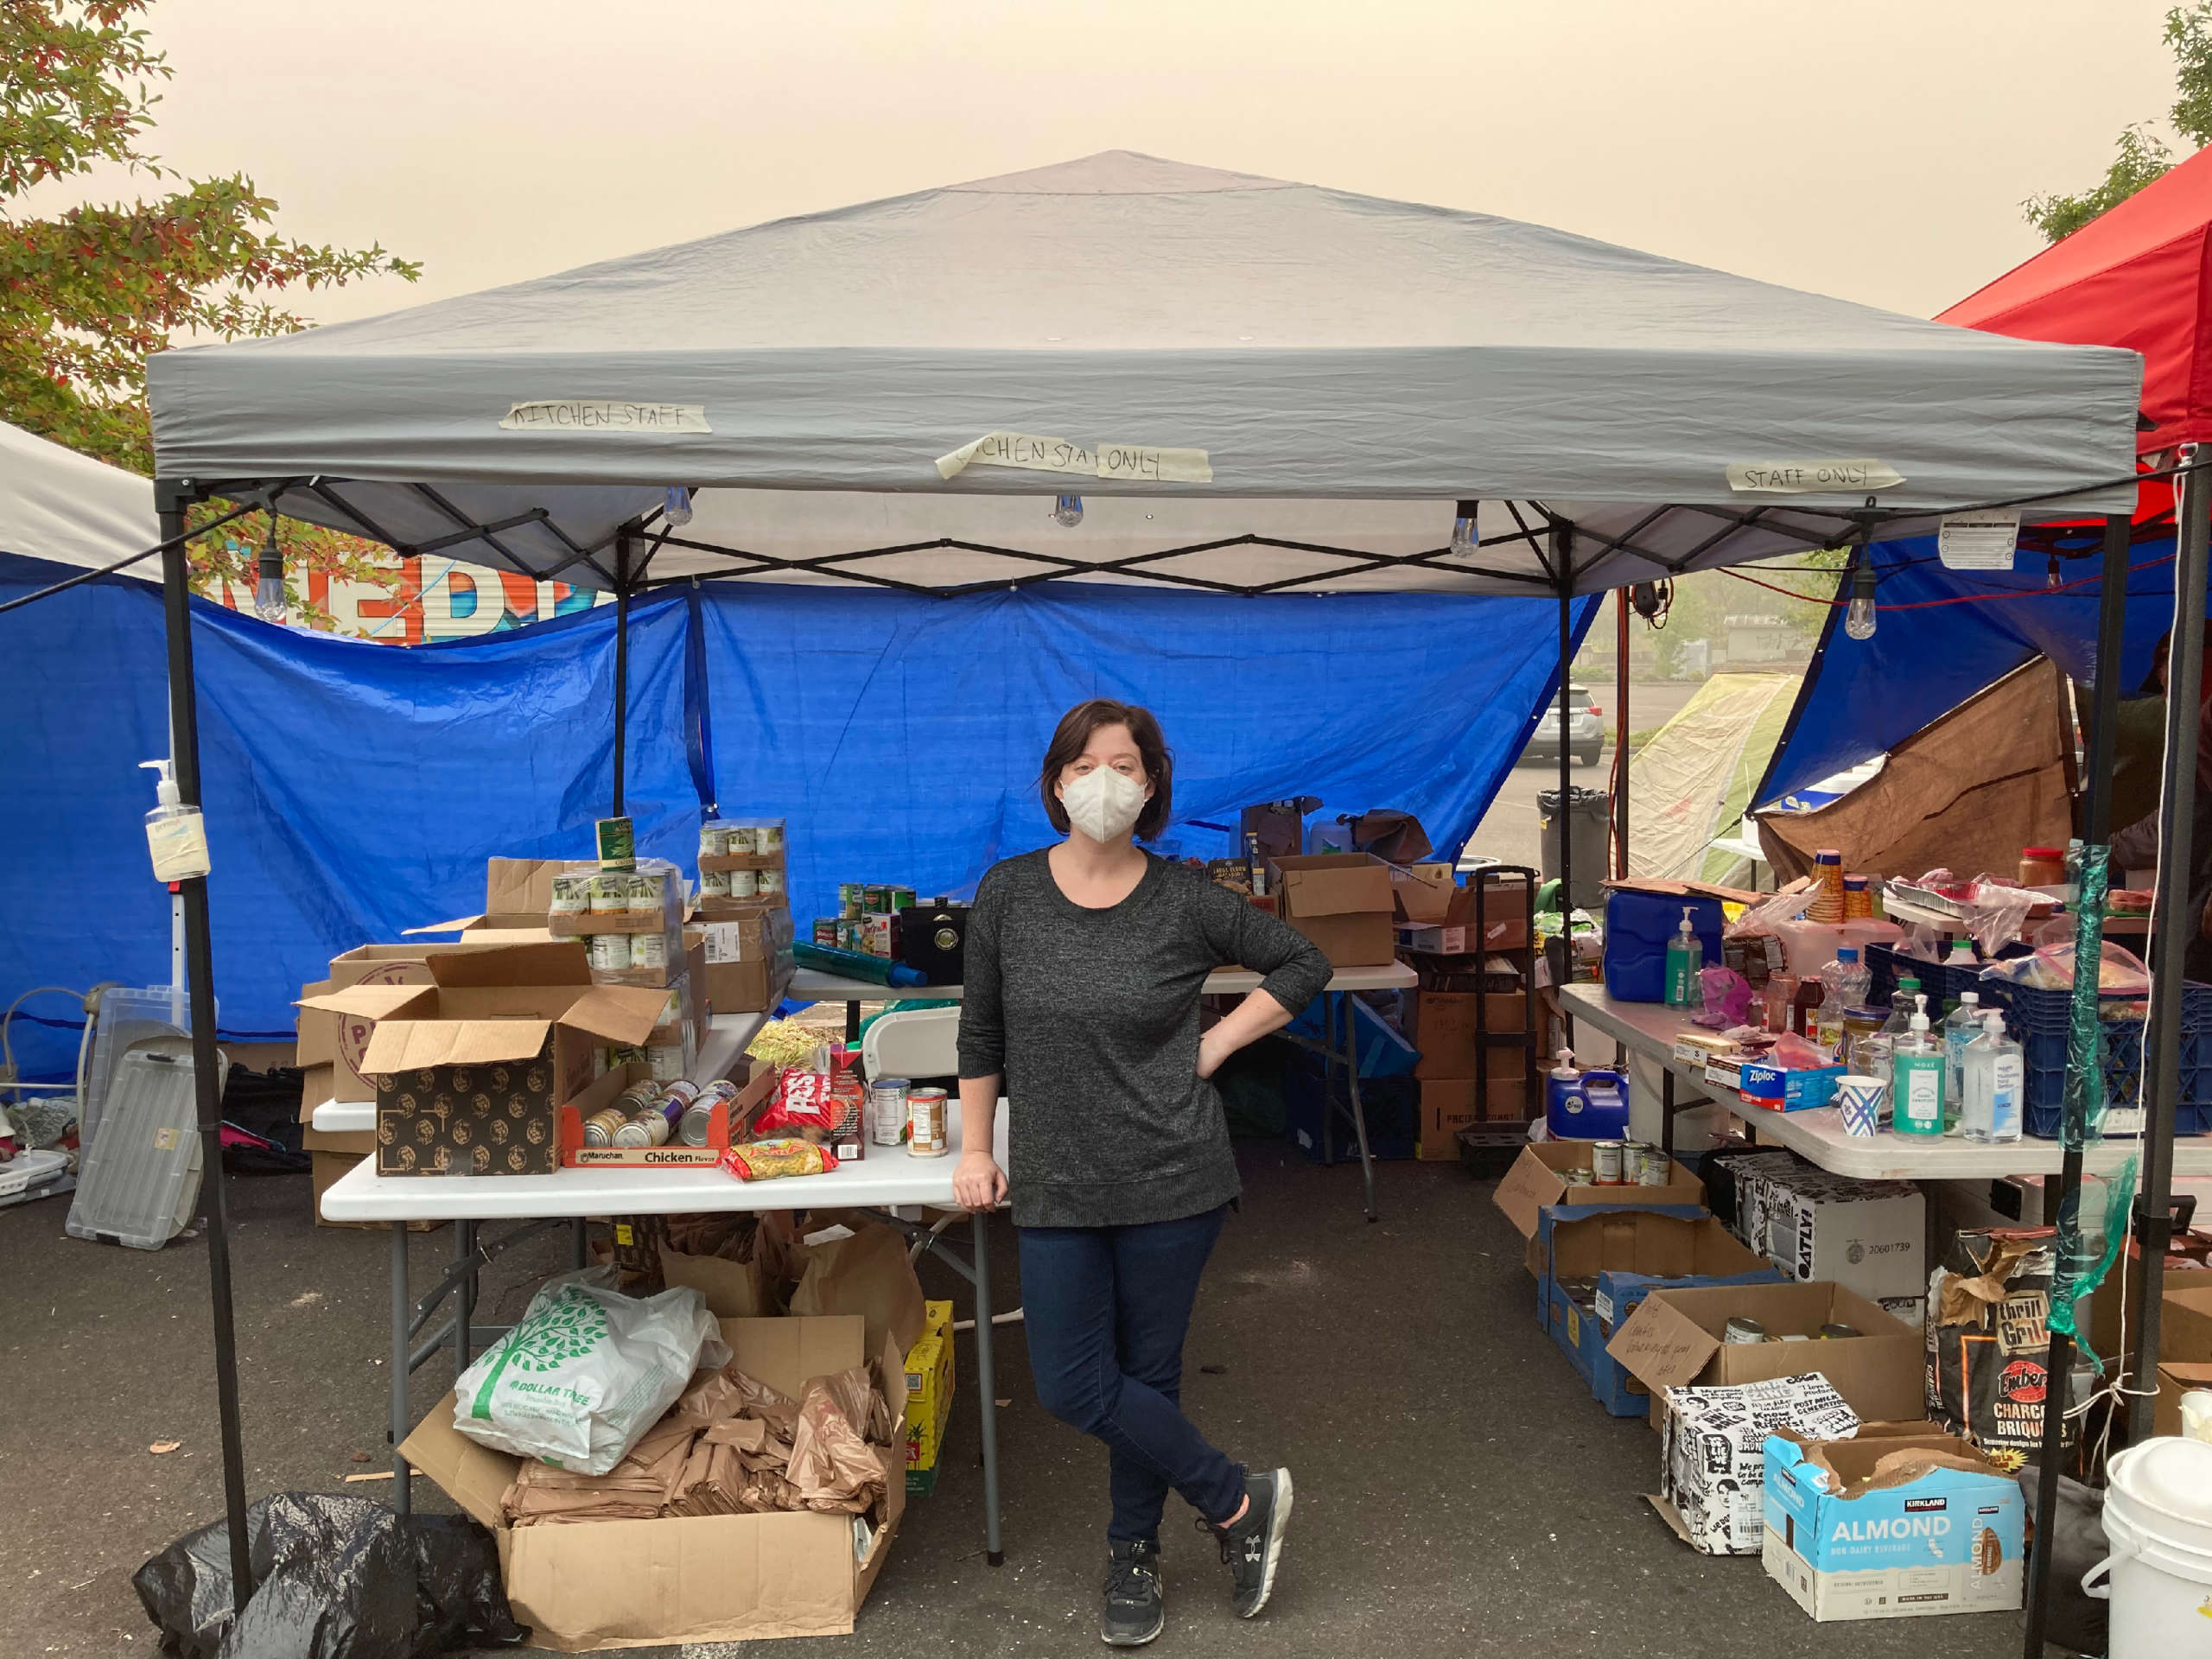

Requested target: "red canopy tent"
[{"left": 1944, "top": 143, "right": 2212, "bottom": 457}]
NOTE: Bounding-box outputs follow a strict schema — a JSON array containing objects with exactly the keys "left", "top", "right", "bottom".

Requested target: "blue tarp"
[
  {"left": 3, "top": 550, "right": 1592, "bottom": 1080},
  {"left": 1758, "top": 534, "right": 2197, "bottom": 806}
]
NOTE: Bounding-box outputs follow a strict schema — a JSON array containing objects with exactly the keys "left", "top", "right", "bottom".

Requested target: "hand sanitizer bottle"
[
  {"left": 1891, "top": 994, "right": 1946, "bottom": 1137},
  {"left": 1665, "top": 906, "right": 1703, "bottom": 1008},
  {"left": 1962, "top": 1011, "right": 2024, "bottom": 1145}
]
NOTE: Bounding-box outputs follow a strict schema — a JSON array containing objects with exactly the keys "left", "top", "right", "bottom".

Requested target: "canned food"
[
  {"left": 582, "top": 1107, "right": 629, "bottom": 1147},
  {"left": 869, "top": 1077, "right": 911, "bottom": 1147},
  {"left": 613, "top": 1082, "right": 658, "bottom": 1113},
  {"left": 723, "top": 824, "right": 758, "bottom": 855},
  {"left": 1816, "top": 1322, "right": 1860, "bottom": 1340},
  {"left": 677, "top": 1102, "right": 715, "bottom": 1146},
  {"left": 889, "top": 886, "right": 916, "bottom": 912},
  {"left": 906, "top": 1087, "right": 949, "bottom": 1156},
  {"left": 630, "top": 931, "right": 669, "bottom": 971},
  {"left": 1638, "top": 1151, "right": 1669, "bottom": 1185},
  {"left": 1591, "top": 1140, "right": 1624, "bottom": 1185},
  {"left": 756, "top": 823, "right": 785, "bottom": 854},
  {"left": 835, "top": 918, "right": 861, "bottom": 950},
  {"left": 756, "top": 867, "right": 785, "bottom": 897},
  {"left": 727, "top": 868, "right": 759, "bottom": 899},
  {"left": 701, "top": 868, "right": 730, "bottom": 899},
  {"left": 813, "top": 918, "right": 839, "bottom": 946},
  {"left": 627, "top": 872, "right": 663, "bottom": 917},
  {"left": 862, "top": 884, "right": 888, "bottom": 913},
  {"left": 589, "top": 873, "right": 629, "bottom": 913},
  {"left": 588, "top": 932, "right": 634, "bottom": 973},
  {"left": 1723, "top": 1316, "right": 1767, "bottom": 1344},
  {"left": 647, "top": 1045, "right": 685, "bottom": 1081},
  {"left": 613, "top": 1110, "right": 671, "bottom": 1148},
  {"left": 838, "top": 882, "right": 865, "bottom": 912},
  {"left": 699, "top": 823, "right": 727, "bottom": 859},
  {"left": 550, "top": 873, "right": 591, "bottom": 915},
  {"left": 659, "top": 1080, "right": 701, "bottom": 1111}
]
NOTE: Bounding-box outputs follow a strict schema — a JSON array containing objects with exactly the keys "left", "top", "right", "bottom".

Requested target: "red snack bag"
[
  {"left": 719, "top": 1139, "right": 839, "bottom": 1181},
  {"left": 757, "top": 1056, "right": 865, "bottom": 1139}
]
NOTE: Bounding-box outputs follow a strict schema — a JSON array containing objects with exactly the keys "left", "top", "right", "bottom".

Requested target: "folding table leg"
[
  {"left": 970, "top": 1209, "right": 1004, "bottom": 1566},
  {"left": 1342, "top": 993, "right": 1378, "bottom": 1223},
  {"left": 454, "top": 1219, "right": 477, "bottom": 1373},
  {"left": 390, "top": 1223, "right": 411, "bottom": 1514},
  {"left": 1661, "top": 1070, "right": 1676, "bottom": 1157},
  {"left": 570, "top": 1217, "right": 588, "bottom": 1270}
]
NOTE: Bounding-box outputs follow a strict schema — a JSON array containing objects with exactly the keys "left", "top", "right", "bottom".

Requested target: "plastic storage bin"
[
  {"left": 1972, "top": 975, "right": 2212, "bottom": 1139},
  {"left": 1603, "top": 891, "right": 1724, "bottom": 1004}
]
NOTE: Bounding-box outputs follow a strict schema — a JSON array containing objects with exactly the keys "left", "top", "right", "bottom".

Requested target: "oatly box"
[{"left": 1762, "top": 1429, "right": 2024, "bottom": 1621}]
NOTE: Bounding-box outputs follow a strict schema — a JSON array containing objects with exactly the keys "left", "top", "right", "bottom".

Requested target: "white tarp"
[
  {"left": 146, "top": 151, "right": 2144, "bottom": 597},
  {"left": 0, "top": 421, "right": 158, "bottom": 580},
  {"left": 1626, "top": 672, "right": 1802, "bottom": 884}
]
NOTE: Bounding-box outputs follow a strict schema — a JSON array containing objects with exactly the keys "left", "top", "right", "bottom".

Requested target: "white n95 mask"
[{"left": 1061, "top": 766, "right": 1147, "bottom": 842}]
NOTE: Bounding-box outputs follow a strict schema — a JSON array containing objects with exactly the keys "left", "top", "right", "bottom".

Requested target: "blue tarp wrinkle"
[{"left": 3, "top": 553, "right": 1591, "bottom": 1077}]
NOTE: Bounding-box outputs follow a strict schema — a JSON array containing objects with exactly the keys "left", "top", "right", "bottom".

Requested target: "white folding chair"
[{"left": 859, "top": 1003, "right": 963, "bottom": 1084}]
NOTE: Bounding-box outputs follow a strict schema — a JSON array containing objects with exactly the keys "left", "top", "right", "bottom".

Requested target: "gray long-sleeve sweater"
[{"left": 957, "top": 849, "right": 1332, "bottom": 1228}]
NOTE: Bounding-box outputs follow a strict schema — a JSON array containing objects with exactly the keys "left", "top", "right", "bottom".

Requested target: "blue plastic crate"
[
  {"left": 1970, "top": 973, "right": 2212, "bottom": 1139},
  {"left": 1864, "top": 942, "right": 1986, "bottom": 1017}
]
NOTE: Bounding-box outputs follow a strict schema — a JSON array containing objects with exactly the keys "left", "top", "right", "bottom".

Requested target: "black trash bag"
[
  {"left": 134, "top": 1492, "right": 524, "bottom": 1659},
  {"left": 2016, "top": 1464, "right": 2109, "bottom": 1658}
]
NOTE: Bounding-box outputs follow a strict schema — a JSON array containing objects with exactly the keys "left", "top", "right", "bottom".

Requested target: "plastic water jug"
[{"left": 1547, "top": 1064, "right": 1631, "bottom": 1141}]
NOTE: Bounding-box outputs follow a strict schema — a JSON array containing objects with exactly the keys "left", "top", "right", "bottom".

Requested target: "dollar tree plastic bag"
[
  {"left": 452, "top": 1268, "right": 728, "bottom": 1475},
  {"left": 133, "top": 1491, "right": 523, "bottom": 1659}
]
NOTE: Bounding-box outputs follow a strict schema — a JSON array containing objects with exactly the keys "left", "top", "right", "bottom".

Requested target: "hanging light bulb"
[
  {"left": 1449, "top": 499, "right": 1481, "bottom": 556},
  {"left": 1052, "top": 493, "right": 1084, "bottom": 528},
  {"left": 664, "top": 486, "right": 693, "bottom": 527},
  {"left": 253, "top": 512, "right": 287, "bottom": 625},
  {"left": 2045, "top": 550, "right": 2063, "bottom": 591},
  {"left": 1843, "top": 561, "right": 1877, "bottom": 641}
]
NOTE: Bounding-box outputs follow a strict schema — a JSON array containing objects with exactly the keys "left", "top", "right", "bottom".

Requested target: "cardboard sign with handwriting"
[{"left": 1606, "top": 1294, "right": 1720, "bottom": 1389}]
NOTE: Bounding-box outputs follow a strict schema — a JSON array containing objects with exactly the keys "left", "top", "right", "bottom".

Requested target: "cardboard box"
[
  {"left": 1655, "top": 1373, "right": 1860, "bottom": 1554},
  {"left": 1608, "top": 1281, "right": 1928, "bottom": 1427},
  {"left": 2085, "top": 1249, "right": 2212, "bottom": 1364},
  {"left": 308, "top": 1143, "right": 440, "bottom": 1231},
  {"left": 1269, "top": 853, "right": 1396, "bottom": 967},
  {"left": 1736, "top": 1160, "right": 1925, "bottom": 1313},
  {"left": 408, "top": 856, "right": 571, "bottom": 934},
  {"left": 2154, "top": 1359, "right": 2212, "bottom": 1436},
  {"left": 299, "top": 938, "right": 543, "bottom": 1108},
  {"left": 1403, "top": 991, "right": 1529, "bottom": 1080},
  {"left": 1763, "top": 1430, "right": 2024, "bottom": 1621},
  {"left": 1414, "top": 1078, "right": 1528, "bottom": 1158},
  {"left": 1536, "top": 1205, "right": 1786, "bottom": 1414},
  {"left": 299, "top": 943, "right": 669, "bottom": 1177},
  {"left": 399, "top": 1314, "right": 906, "bottom": 1649},
  {"left": 1392, "top": 865, "right": 1532, "bottom": 950},
  {"left": 1492, "top": 1141, "right": 1708, "bottom": 1258}
]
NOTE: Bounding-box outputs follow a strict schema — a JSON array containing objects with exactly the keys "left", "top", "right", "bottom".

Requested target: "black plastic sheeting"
[{"left": 134, "top": 1493, "right": 524, "bottom": 1659}]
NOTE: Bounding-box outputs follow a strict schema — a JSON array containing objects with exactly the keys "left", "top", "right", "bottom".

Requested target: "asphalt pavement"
[{"left": 0, "top": 1141, "right": 2025, "bottom": 1659}]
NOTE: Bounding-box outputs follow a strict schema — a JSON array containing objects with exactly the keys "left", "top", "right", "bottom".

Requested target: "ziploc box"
[
  {"left": 1535, "top": 1205, "right": 1784, "bottom": 1415},
  {"left": 1762, "top": 1429, "right": 2024, "bottom": 1622},
  {"left": 1655, "top": 1373, "right": 1859, "bottom": 1554},
  {"left": 1736, "top": 1058, "right": 1846, "bottom": 1111},
  {"left": 300, "top": 942, "right": 669, "bottom": 1176}
]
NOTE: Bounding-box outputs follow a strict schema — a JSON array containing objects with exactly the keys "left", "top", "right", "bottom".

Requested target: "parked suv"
[{"left": 1522, "top": 683, "right": 1606, "bottom": 766}]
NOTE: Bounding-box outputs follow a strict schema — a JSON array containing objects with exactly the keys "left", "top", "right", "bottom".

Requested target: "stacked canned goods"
[
  {"left": 677, "top": 1078, "right": 744, "bottom": 1147},
  {"left": 1590, "top": 1139, "right": 1624, "bottom": 1184}
]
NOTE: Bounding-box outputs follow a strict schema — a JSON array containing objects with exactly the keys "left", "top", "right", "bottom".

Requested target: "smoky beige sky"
[{"left": 37, "top": 0, "right": 2195, "bottom": 328}]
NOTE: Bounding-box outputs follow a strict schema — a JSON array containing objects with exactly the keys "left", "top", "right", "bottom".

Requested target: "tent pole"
[
  {"left": 2127, "top": 448, "right": 2209, "bottom": 1440},
  {"left": 1554, "top": 529, "right": 1575, "bottom": 1044},
  {"left": 1614, "top": 588, "right": 1630, "bottom": 878},
  {"left": 2021, "top": 511, "right": 2131, "bottom": 1659},
  {"left": 612, "top": 537, "right": 632, "bottom": 817},
  {"left": 156, "top": 480, "right": 254, "bottom": 1613}
]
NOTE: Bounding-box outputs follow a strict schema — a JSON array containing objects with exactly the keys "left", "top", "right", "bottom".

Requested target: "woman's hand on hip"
[{"left": 953, "top": 1149, "right": 1007, "bottom": 1212}]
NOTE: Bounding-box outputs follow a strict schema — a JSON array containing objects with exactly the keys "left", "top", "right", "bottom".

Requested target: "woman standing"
[{"left": 953, "top": 698, "right": 1332, "bottom": 1646}]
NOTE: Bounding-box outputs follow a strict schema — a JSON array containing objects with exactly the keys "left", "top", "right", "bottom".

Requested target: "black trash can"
[{"left": 1538, "top": 785, "right": 1610, "bottom": 910}]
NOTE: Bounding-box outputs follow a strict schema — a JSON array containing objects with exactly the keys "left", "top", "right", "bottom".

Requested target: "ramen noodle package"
[{"left": 721, "top": 1139, "right": 840, "bottom": 1182}]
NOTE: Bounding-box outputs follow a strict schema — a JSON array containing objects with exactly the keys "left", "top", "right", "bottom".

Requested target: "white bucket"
[{"left": 2082, "top": 1439, "right": 2212, "bottom": 1657}]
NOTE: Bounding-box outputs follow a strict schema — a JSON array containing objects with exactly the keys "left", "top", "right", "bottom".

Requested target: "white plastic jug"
[{"left": 2082, "top": 1438, "right": 2212, "bottom": 1656}]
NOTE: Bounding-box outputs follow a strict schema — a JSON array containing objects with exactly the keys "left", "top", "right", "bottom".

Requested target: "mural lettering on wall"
[{"left": 208, "top": 555, "right": 603, "bottom": 643}]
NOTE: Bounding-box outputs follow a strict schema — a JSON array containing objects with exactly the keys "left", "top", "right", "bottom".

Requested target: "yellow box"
[
  {"left": 904, "top": 1325, "right": 956, "bottom": 1471},
  {"left": 920, "top": 1299, "right": 952, "bottom": 1342}
]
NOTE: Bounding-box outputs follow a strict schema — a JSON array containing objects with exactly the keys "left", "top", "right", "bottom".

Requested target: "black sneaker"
[
  {"left": 1102, "top": 1539, "right": 1164, "bottom": 1646},
  {"left": 1201, "top": 1467, "right": 1294, "bottom": 1618}
]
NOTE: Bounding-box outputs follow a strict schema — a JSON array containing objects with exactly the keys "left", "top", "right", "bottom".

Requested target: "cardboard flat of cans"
[{"left": 1653, "top": 1372, "right": 1859, "bottom": 1554}]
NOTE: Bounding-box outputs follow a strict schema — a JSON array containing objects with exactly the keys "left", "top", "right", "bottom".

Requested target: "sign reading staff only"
[{"left": 500, "top": 401, "right": 712, "bottom": 433}]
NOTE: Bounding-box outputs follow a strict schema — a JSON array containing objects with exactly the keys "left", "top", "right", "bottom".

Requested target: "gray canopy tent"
[{"left": 142, "top": 152, "right": 2153, "bottom": 1624}]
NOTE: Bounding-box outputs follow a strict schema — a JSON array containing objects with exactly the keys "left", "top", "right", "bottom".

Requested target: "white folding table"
[{"left": 789, "top": 962, "right": 1420, "bottom": 1219}]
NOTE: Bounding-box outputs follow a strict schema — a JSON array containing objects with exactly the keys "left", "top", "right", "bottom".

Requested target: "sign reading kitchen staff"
[{"left": 500, "top": 401, "right": 711, "bottom": 433}]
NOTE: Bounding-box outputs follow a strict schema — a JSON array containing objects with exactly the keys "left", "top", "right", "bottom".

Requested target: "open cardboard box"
[
  {"left": 400, "top": 1314, "right": 906, "bottom": 1649},
  {"left": 1494, "top": 1141, "right": 1707, "bottom": 1271},
  {"left": 1268, "top": 853, "right": 1396, "bottom": 966},
  {"left": 299, "top": 943, "right": 668, "bottom": 1176},
  {"left": 1607, "top": 1280, "right": 1926, "bottom": 1428},
  {"left": 2155, "top": 1359, "right": 2212, "bottom": 1437},
  {"left": 1393, "top": 864, "right": 1531, "bottom": 950},
  {"left": 406, "top": 856, "right": 571, "bottom": 936}
]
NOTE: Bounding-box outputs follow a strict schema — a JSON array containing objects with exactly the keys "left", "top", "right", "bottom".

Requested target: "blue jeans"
[{"left": 1018, "top": 1205, "right": 1245, "bottom": 1545}]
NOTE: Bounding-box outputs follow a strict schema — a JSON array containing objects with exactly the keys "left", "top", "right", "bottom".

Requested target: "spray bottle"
[
  {"left": 139, "top": 759, "right": 210, "bottom": 883},
  {"left": 1891, "top": 993, "right": 1946, "bottom": 1137}
]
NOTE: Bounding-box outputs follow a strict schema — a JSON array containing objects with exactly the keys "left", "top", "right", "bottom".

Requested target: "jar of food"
[
  {"left": 2019, "top": 845, "right": 2065, "bottom": 887},
  {"left": 1840, "top": 1005, "right": 1886, "bottom": 1069},
  {"left": 1808, "top": 849, "right": 1845, "bottom": 923}
]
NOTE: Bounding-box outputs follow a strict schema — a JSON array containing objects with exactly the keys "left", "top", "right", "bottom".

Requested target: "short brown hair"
[{"left": 1039, "top": 699, "right": 1174, "bottom": 841}]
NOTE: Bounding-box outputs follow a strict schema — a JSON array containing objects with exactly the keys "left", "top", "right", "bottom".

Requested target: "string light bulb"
[
  {"left": 1449, "top": 499, "right": 1481, "bottom": 556},
  {"left": 1052, "top": 493, "right": 1084, "bottom": 528},
  {"left": 664, "top": 486, "right": 693, "bottom": 527},
  {"left": 253, "top": 512, "right": 287, "bottom": 625},
  {"left": 1843, "top": 560, "right": 1877, "bottom": 641},
  {"left": 2045, "top": 551, "right": 2063, "bottom": 591}
]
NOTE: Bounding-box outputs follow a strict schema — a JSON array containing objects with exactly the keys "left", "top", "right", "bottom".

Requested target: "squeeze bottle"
[
  {"left": 1962, "top": 1011, "right": 2024, "bottom": 1145},
  {"left": 1665, "top": 906, "right": 1703, "bottom": 1009},
  {"left": 1891, "top": 994, "right": 1946, "bottom": 1137},
  {"left": 1943, "top": 991, "right": 1984, "bottom": 1134}
]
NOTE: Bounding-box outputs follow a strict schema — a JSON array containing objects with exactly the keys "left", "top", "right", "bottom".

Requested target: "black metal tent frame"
[{"left": 141, "top": 454, "right": 2207, "bottom": 1647}]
